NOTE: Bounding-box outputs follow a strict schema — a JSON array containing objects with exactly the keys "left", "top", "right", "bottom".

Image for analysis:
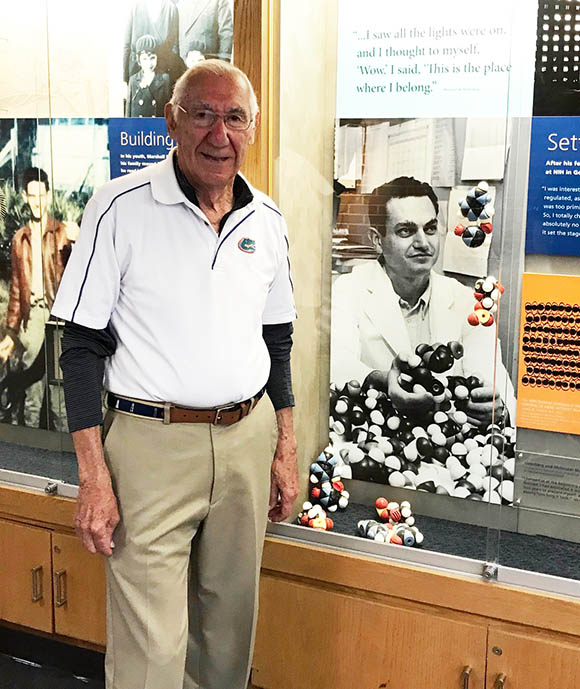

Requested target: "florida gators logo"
[{"left": 238, "top": 237, "right": 256, "bottom": 253}]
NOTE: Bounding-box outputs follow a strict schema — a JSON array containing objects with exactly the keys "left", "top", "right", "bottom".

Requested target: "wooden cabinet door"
[
  {"left": 0, "top": 519, "right": 53, "bottom": 632},
  {"left": 252, "top": 575, "right": 488, "bottom": 689},
  {"left": 486, "top": 627, "right": 580, "bottom": 689},
  {"left": 52, "top": 532, "right": 106, "bottom": 646}
]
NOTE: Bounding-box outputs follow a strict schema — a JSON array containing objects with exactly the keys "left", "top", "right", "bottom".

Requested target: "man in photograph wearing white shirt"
[{"left": 331, "top": 176, "right": 514, "bottom": 426}]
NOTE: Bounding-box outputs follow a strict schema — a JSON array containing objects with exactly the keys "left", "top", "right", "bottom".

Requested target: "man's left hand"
[
  {"left": 464, "top": 386, "right": 505, "bottom": 427},
  {"left": 269, "top": 407, "right": 299, "bottom": 522}
]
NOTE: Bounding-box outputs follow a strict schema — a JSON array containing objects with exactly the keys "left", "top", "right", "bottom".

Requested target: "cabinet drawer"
[
  {"left": 253, "top": 575, "right": 487, "bottom": 689},
  {"left": 0, "top": 520, "right": 53, "bottom": 632},
  {"left": 53, "top": 532, "right": 106, "bottom": 646}
]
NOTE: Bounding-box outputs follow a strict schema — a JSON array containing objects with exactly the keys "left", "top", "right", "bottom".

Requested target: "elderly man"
[
  {"left": 0, "top": 167, "right": 77, "bottom": 429},
  {"left": 52, "top": 61, "right": 298, "bottom": 689},
  {"left": 331, "top": 176, "right": 514, "bottom": 426}
]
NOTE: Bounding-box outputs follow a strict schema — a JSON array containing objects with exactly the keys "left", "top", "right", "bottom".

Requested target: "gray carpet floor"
[
  {"left": 330, "top": 501, "right": 580, "bottom": 580},
  {"left": 0, "top": 440, "right": 78, "bottom": 484}
]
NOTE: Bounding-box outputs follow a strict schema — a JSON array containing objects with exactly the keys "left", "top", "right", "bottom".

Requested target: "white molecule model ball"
[
  {"left": 498, "top": 480, "right": 514, "bottom": 503},
  {"left": 388, "top": 471, "right": 406, "bottom": 488},
  {"left": 387, "top": 416, "right": 401, "bottom": 431},
  {"left": 482, "top": 490, "right": 501, "bottom": 505},
  {"left": 480, "top": 445, "right": 499, "bottom": 467}
]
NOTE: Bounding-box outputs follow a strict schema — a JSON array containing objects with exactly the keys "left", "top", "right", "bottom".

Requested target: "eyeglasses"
[{"left": 175, "top": 103, "right": 253, "bottom": 131}]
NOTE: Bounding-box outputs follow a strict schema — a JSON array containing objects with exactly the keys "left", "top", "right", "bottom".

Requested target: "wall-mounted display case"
[{"left": 265, "top": 0, "right": 580, "bottom": 604}]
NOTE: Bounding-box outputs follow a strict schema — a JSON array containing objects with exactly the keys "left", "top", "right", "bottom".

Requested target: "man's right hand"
[
  {"left": 72, "top": 426, "right": 120, "bottom": 557},
  {"left": 387, "top": 356, "right": 435, "bottom": 416},
  {"left": 75, "top": 474, "right": 120, "bottom": 556},
  {"left": 0, "top": 335, "right": 14, "bottom": 363}
]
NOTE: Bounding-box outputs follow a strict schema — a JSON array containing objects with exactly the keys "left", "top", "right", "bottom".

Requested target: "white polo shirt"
[{"left": 51, "top": 149, "right": 296, "bottom": 408}]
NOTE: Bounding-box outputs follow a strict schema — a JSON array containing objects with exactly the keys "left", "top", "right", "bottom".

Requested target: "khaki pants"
[{"left": 103, "top": 397, "right": 277, "bottom": 689}]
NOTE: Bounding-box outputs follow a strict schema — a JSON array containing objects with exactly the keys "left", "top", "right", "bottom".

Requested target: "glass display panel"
[
  {"left": 0, "top": 0, "right": 234, "bottom": 490},
  {"left": 276, "top": 0, "right": 580, "bottom": 597},
  {"left": 0, "top": 3, "right": 71, "bottom": 485}
]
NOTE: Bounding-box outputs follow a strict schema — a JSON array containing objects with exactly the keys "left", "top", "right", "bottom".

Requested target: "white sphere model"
[
  {"left": 388, "top": 471, "right": 406, "bottom": 488},
  {"left": 368, "top": 446, "right": 385, "bottom": 464},
  {"left": 466, "top": 473, "right": 484, "bottom": 491},
  {"left": 348, "top": 447, "right": 365, "bottom": 463},
  {"left": 498, "top": 480, "right": 514, "bottom": 503},
  {"left": 482, "top": 490, "right": 501, "bottom": 505},
  {"left": 384, "top": 455, "right": 401, "bottom": 470},
  {"left": 454, "top": 486, "right": 472, "bottom": 499},
  {"left": 480, "top": 445, "right": 499, "bottom": 467}
]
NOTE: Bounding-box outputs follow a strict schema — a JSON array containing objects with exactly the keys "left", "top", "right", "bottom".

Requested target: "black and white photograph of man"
[
  {"left": 329, "top": 116, "right": 521, "bottom": 503},
  {"left": 331, "top": 176, "right": 514, "bottom": 426},
  {"left": 178, "top": 0, "right": 233, "bottom": 64}
]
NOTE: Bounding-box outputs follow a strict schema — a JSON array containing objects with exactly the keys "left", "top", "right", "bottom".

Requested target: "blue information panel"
[
  {"left": 108, "top": 118, "right": 174, "bottom": 179},
  {"left": 526, "top": 117, "right": 580, "bottom": 256}
]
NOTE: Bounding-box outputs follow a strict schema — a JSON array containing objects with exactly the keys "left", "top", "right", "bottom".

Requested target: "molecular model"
[
  {"left": 297, "top": 502, "right": 334, "bottom": 531},
  {"left": 467, "top": 275, "right": 505, "bottom": 328},
  {"left": 327, "top": 340, "right": 516, "bottom": 506},
  {"left": 373, "top": 497, "right": 424, "bottom": 547},
  {"left": 454, "top": 181, "right": 494, "bottom": 248},
  {"left": 396, "top": 341, "right": 463, "bottom": 399},
  {"left": 309, "top": 452, "right": 350, "bottom": 512}
]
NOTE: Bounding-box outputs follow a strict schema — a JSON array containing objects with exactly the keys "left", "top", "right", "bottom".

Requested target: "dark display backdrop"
[{"left": 533, "top": 0, "right": 580, "bottom": 116}]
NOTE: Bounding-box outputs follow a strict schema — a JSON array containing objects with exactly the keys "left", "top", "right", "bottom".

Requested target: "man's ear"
[
  {"left": 248, "top": 110, "right": 260, "bottom": 145},
  {"left": 165, "top": 102, "right": 177, "bottom": 139},
  {"left": 368, "top": 226, "right": 382, "bottom": 253}
]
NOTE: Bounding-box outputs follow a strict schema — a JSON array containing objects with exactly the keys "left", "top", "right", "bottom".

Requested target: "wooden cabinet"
[
  {"left": 53, "top": 533, "right": 106, "bottom": 646},
  {"left": 486, "top": 627, "right": 580, "bottom": 689},
  {"left": 253, "top": 576, "right": 488, "bottom": 689},
  {"left": 0, "top": 520, "right": 53, "bottom": 633},
  {"left": 2, "top": 485, "right": 580, "bottom": 685},
  {"left": 251, "top": 538, "right": 580, "bottom": 689},
  {"left": 0, "top": 513, "right": 106, "bottom": 646}
]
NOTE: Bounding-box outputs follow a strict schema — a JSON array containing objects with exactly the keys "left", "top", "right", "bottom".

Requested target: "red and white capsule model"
[{"left": 467, "top": 275, "right": 505, "bottom": 328}]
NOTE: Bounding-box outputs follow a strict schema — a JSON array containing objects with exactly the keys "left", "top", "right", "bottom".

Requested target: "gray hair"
[{"left": 170, "top": 60, "right": 259, "bottom": 117}]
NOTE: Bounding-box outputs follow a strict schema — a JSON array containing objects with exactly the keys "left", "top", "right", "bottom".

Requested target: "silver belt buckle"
[{"left": 213, "top": 402, "right": 237, "bottom": 425}]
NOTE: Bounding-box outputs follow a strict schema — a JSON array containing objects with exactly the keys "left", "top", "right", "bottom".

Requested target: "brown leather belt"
[{"left": 107, "top": 389, "right": 265, "bottom": 425}]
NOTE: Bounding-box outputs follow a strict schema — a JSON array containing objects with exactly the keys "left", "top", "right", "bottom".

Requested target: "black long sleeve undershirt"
[{"left": 60, "top": 320, "right": 294, "bottom": 432}]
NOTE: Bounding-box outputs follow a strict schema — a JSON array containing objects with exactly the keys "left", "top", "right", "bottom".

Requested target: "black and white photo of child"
[
  {"left": 125, "top": 35, "right": 171, "bottom": 117},
  {"left": 123, "top": 0, "right": 184, "bottom": 97}
]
